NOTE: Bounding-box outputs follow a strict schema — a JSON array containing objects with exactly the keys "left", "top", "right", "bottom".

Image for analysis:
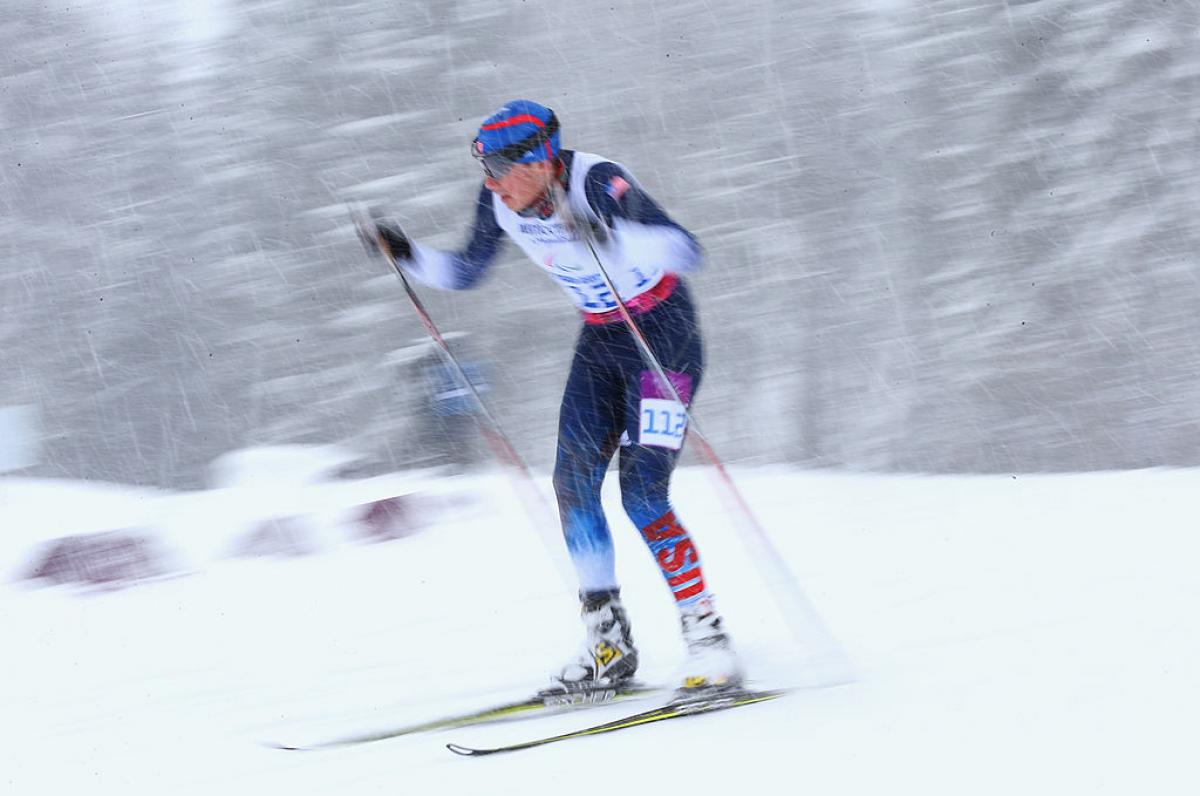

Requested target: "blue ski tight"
[{"left": 552, "top": 280, "right": 711, "bottom": 606}]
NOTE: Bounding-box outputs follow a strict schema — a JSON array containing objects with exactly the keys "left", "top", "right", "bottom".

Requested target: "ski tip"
[{"left": 446, "top": 743, "right": 480, "bottom": 757}]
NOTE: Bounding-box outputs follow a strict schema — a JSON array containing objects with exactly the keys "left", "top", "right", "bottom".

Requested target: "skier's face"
[{"left": 484, "top": 160, "right": 555, "bottom": 212}]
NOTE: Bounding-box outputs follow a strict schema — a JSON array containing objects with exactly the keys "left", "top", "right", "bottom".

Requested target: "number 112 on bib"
[{"left": 639, "top": 398, "right": 688, "bottom": 450}]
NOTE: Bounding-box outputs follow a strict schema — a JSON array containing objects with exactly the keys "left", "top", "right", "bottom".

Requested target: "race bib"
[
  {"left": 639, "top": 398, "right": 688, "bottom": 449},
  {"left": 637, "top": 370, "right": 693, "bottom": 450}
]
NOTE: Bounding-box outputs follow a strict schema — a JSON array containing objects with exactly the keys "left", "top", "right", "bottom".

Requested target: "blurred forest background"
[{"left": 2, "top": 0, "right": 1198, "bottom": 488}]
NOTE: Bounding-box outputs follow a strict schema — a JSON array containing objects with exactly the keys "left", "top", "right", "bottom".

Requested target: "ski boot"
[
  {"left": 549, "top": 589, "right": 639, "bottom": 694},
  {"left": 677, "top": 596, "right": 744, "bottom": 692}
]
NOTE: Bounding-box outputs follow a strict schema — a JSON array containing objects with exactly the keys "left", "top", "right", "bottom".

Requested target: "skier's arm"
[
  {"left": 582, "top": 162, "right": 703, "bottom": 274},
  {"left": 390, "top": 185, "right": 507, "bottom": 290}
]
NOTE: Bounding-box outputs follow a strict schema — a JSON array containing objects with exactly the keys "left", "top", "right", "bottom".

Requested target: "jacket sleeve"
[
  {"left": 405, "top": 185, "right": 507, "bottom": 290},
  {"left": 581, "top": 161, "right": 704, "bottom": 273}
]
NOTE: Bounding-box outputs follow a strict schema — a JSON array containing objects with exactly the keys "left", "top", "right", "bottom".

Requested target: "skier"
[{"left": 364, "top": 99, "right": 741, "bottom": 692}]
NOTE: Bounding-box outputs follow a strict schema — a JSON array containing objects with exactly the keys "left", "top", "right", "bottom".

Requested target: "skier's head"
[
  {"left": 472, "top": 100, "right": 560, "bottom": 172},
  {"left": 472, "top": 100, "right": 561, "bottom": 212}
]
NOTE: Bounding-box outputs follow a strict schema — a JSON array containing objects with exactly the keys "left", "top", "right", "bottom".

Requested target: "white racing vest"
[
  {"left": 405, "top": 151, "right": 701, "bottom": 311},
  {"left": 491, "top": 152, "right": 676, "bottom": 314}
]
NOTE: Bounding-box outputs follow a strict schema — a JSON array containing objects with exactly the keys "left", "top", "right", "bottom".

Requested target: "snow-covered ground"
[{"left": 2, "top": 466, "right": 1197, "bottom": 795}]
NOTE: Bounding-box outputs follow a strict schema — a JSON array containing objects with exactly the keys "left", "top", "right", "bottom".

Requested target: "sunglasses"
[{"left": 472, "top": 149, "right": 519, "bottom": 180}]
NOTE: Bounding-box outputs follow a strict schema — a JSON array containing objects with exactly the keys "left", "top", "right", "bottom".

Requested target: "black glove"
[
  {"left": 587, "top": 215, "right": 610, "bottom": 246},
  {"left": 356, "top": 210, "right": 413, "bottom": 261},
  {"left": 375, "top": 219, "right": 413, "bottom": 261},
  {"left": 568, "top": 208, "right": 609, "bottom": 246}
]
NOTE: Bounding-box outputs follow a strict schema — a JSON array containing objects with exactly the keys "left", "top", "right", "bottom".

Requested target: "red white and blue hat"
[{"left": 472, "top": 100, "right": 561, "bottom": 164}]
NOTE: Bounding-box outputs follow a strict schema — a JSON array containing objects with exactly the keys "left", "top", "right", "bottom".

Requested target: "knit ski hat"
[{"left": 472, "top": 100, "right": 560, "bottom": 164}]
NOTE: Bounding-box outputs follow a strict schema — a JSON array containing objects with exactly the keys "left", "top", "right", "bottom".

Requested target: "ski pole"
[
  {"left": 551, "top": 185, "right": 854, "bottom": 684},
  {"left": 348, "top": 204, "right": 575, "bottom": 592}
]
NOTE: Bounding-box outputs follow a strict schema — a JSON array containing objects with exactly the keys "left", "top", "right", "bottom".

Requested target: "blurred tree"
[{"left": 3, "top": 0, "right": 1198, "bottom": 486}]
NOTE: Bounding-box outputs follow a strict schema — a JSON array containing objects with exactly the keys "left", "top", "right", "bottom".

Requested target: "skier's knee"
[
  {"left": 621, "top": 489, "right": 668, "bottom": 533},
  {"left": 554, "top": 461, "right": 605, "bottom": 515}
]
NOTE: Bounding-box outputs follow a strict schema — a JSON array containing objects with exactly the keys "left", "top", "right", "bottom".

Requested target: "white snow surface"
[{"left": 2, "top": 467, "right": 1197, "bottom": 795}]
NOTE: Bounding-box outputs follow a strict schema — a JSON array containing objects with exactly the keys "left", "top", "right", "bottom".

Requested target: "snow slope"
[{"left": 2, "top": 467, "right": 1197, "bottom": 795}]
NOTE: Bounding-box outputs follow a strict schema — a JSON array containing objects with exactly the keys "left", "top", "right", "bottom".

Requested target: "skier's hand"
[
  {"left": 357, "top": 213, "right": 413, "bottom": 261},
  {"left": 586, "top": 216, "right": 611, "bottom": 246},
  {"left": 569, "top": 209, "right": 610, "bottom": 247},
  {"left": 376, "top": 219, "right": 413, "bottom": 261}
]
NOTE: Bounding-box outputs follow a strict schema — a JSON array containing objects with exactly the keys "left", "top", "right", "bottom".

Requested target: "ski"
[
  {"left": 446, "top": 687, "right": 787, "bottom": 756},
  {"left": 268, "top": 683, "right": 662, "bottom": 751}
]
